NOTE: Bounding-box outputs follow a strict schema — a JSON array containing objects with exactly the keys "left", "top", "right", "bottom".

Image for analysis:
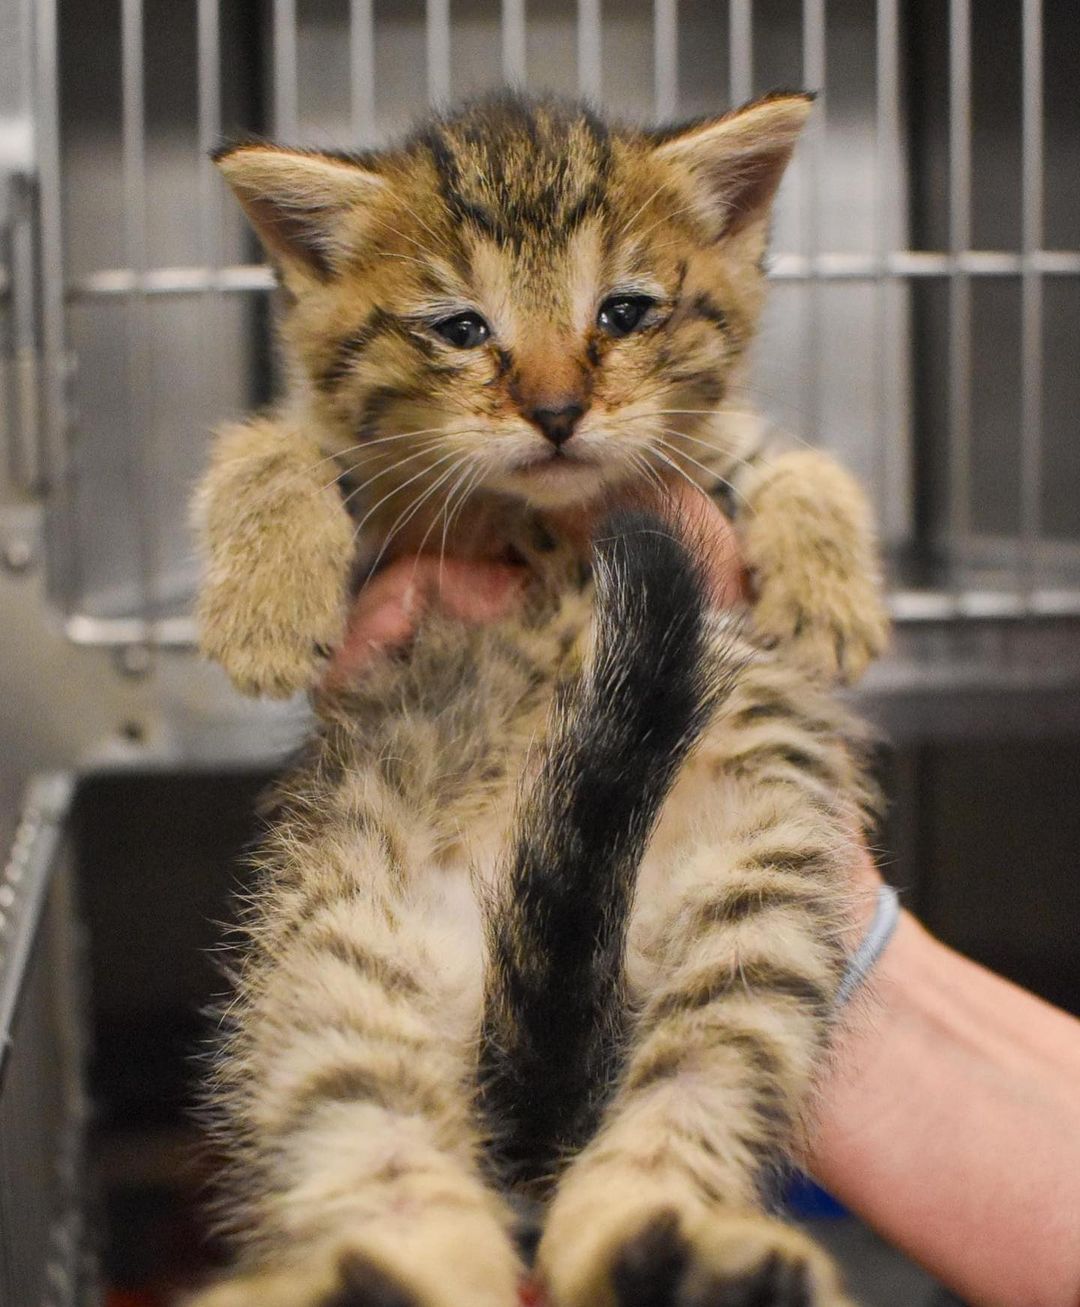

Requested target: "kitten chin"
[{"left": 492, "top": 457, "right": 630, "bottom": 510}]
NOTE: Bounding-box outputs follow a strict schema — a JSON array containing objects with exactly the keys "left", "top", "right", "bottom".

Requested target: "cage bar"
[
  {"left": 426, "top": 0, "right": 451, "bottom": 105},
  {"left": 33, "top": 0, "right": 67, "bottom": 497},
  {"left": 502, "top": 0, "right": 527, "bottom": 85},
  {"left": 947, "top": 0, "right": 973, "bottom": 568},
  {"left": 7, "top": 179, "right": 40, "bottom": 492},
  {"left": 801, "top": 0, "right": 826, "bottom": 446},
  {"left": 576, "top": 0, "right": 601, "bottom": 101},
  {"left": 196, "top": 0, "right": 221, "bottom": 274},
  {"left": 653, "top": 0, "right": 678, "bottom": 119},
  {"left": 875, "top": 0, "right": 902, "bottom": 528},
  {"left": 729, "top": 0, "right": 753, "bottom": 105},
  {"left": 120, "top": 0, "right": 154, "bottom": 631},
  {"left": 1019, "top": 0, "right": 1044, "bottom": 594},
  {"left": 62, "top": 250, "right": 1080, "bottom": 303},
  {"left": 273, "top": 0, "right": 299, "bottom": 139},
  {"left": 350, "top": 0, "right": 376, "bottom": 146}
]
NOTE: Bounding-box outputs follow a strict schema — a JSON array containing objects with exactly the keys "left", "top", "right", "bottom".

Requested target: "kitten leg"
[
  {"left": 739, "top": 447, "right": 889, "bottom": 684},
  {"left": 193, "top": 414, "right": 354, "bottom": 697},
  {"left": 540, "top": 729, "right": 863, "bottom": 1307},
  {"left": 192, "top": 832, "right": 521, "bottom": 1307}
]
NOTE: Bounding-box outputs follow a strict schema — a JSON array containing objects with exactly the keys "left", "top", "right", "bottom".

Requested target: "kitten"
[{"left": 191, "top": 93, "right": 885, "bottom": 1307}]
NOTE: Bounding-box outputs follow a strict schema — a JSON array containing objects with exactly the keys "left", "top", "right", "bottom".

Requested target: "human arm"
[{"left": 805, "top": 852, "right": 1080, "bottom": 1307}]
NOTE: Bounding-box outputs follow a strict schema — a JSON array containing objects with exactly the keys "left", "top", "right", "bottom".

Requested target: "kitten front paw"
[
  {"left": 751, "top": 567, "right": 888, "bottom": 685},
  {"left": 741, "top": 449, "right": 888, "bottom": 685},
  {"left": 194, "top": 416, "right": 356, "bottom": 698},
  {"left": 197, "top": 560, "right": 348, "bottom": 699},
  {"left": 544, "top": 1205, "right": 853, "bottom": 1307}
]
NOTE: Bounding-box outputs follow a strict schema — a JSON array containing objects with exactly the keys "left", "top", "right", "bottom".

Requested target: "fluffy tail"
[{"left": 479, "top": 508, "right": 740, "bottom": 1189}]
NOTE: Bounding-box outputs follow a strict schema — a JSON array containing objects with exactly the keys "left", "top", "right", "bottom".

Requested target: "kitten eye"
[
  {"left": 432, "top": 312, "right": 491, "bottom": 349},
  {"left": 597, "top": 295, "right": 655, "bottom": 338}
]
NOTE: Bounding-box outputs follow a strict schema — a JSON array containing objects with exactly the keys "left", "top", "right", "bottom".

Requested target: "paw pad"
[{"left": 610, "top": 1213, "right": 824, "bottom": 1307}]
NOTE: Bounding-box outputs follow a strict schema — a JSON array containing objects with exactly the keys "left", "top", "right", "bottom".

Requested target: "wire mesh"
[{"left": 25, "top": 0, "right": 1080, "bottom": 642}]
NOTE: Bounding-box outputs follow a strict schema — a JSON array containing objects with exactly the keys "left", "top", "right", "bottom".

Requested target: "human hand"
[{"left": 324, "top": 483, "right": 751, "bottom": 685}]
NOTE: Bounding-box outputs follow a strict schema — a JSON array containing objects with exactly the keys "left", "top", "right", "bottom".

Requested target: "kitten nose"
[{"left": 529, "top": 404, "right": 585, "bottom": 448}]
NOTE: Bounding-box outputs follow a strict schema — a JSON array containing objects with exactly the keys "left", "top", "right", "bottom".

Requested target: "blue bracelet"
[{"left": 834, "top": 883, "right": 901, "bottom": 1009}]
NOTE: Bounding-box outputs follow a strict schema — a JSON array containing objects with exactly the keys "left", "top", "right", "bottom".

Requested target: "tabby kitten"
[{"left": 192, "top": 93, "right": 885, "bottom": 1307}]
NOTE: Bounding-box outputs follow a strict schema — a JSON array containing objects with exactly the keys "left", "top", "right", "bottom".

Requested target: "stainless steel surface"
[{"left": 0, "top": 774, "right": 91, "bottom": 1307}]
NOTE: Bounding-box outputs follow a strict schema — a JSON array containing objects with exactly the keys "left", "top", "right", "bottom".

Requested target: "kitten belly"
[{"left": 397, "top": 828, "right": 503, "bottom": 1039}]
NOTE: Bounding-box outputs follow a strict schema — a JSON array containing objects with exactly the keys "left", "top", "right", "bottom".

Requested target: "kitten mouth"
[
  {"left": 496, "top": 447, "right": 614, "bottom": 508},
  {"left": 514, "top": 447, "right": 596, "bottom": 473}
]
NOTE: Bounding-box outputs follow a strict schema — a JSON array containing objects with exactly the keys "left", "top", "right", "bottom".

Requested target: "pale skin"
[{"left": 328, "top": 483, "right": 1080, "bottom": 1307}]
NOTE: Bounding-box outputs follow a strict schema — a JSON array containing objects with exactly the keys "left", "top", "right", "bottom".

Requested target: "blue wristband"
[{"left": 834, "top": 883, "right": 901, "bottom": 1008}]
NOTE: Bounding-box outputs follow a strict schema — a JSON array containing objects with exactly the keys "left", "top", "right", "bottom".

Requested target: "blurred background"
[{"left": 1, "top": 2, "right": 1078, "bottom": 1304}]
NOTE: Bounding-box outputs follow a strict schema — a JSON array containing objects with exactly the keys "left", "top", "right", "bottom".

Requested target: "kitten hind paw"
[
  {"left": 189, "top": 1251, "right": 431, "bottom": 1307},
  {"left": 189, "top": 1225, "right": 522, "bottom": 1307},
  {"left": 544, "top": 1205, "right": 854, "bottom": 1307},
  {"left": 612, "top": 1210, "right": 854, "bottom": 1307}
]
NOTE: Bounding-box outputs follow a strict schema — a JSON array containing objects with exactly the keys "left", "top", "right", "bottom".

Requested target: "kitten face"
[{"left": 216, "top": 92, "right": 810, "bottom": 521}]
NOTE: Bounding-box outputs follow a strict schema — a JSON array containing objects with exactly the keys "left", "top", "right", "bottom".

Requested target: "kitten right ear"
[
  {"left": 650, "top": 92, "right": 812, "bottom": 244},
  {"left": 213, "top": 143, "right": 385, "bottom": 283}
]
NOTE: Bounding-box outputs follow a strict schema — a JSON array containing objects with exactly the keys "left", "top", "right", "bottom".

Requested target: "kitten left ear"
[
  {"left": 213, "top": 143, "right": 386, "bottom": 284},
  {"left": 651, "top": 91, "right": 813, "bottom": 242}
]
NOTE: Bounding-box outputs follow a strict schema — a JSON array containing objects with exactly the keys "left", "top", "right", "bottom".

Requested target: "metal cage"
[{"left": 4, "top": 0, "right": 1080, "bottom": 647}]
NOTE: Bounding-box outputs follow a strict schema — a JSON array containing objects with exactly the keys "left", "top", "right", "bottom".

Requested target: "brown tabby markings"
[{"left": 191, "top": 92, "right": 888, "bottom": 1307}]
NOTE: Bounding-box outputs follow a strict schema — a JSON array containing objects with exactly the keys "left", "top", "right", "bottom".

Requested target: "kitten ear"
[
  {"left": 651, "top": 91, "right": 813, "bottom": 242},
  {"left": 213, "top": 143, "right": 385, "bottom": 283}
]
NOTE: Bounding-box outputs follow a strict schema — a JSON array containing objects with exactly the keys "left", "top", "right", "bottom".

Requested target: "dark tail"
[{"left": 479, "top": 509, "right": 740, "bottom": 1189}]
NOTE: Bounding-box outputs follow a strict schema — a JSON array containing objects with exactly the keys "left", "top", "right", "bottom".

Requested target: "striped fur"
[{"left": 191, "top": 93, "right": 887, "bottom": 1307}]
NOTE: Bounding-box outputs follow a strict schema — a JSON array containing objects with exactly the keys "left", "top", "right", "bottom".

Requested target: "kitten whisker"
[
  {"left": 626, "top": 449, "right": 669, "bottom": 501},
  {"left": 434, "top": 462, "right": 476, "bottom": 586},
  {"left": 360, "top": 452, "right": 473, "bottom": 579},
  {"left": 350, "top": 447, "right": 466, "bottom": 553},
  {"left": 616, "top": 179, "right": 675, "bottom": 240},
  {"left": 410, "top": 454, "right": 480, "bottom": 570},
  {"left": 373, "top": 251, "right": 441, "bottom": 272},
  {"left": 439, "top": 462, "right": 489, "bottom": 589},
  {"left": 651, "top": 434, "right": 752, "bottom": 512},
  {"left": 339, "top": 438, "right": 449, "bottom": 511},
  {"left": 358, "top": 211, "right": 433, "bottom": 258},
  {"left": 380, "top": 194, "right": 447, "bottom": 250},
  {"left": 644, "top": 444, "right": 729, "bottom": 519},
  {"left": 631, "top": 198, "right": 707, "bottom": 246}
]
